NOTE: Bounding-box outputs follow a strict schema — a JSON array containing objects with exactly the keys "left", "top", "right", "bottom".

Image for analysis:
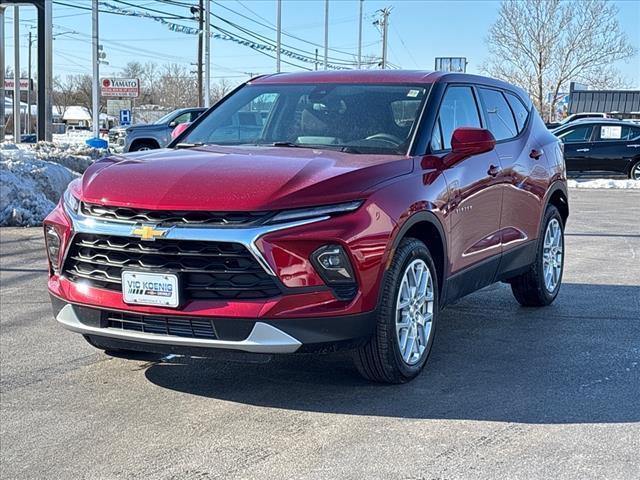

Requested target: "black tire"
[
  {"left": 129, "top": 140, "right": 157, "bottom": 152},
  {"left": 510, "top": 205, "right": 564, "bottom": 306},
  {"left": 629, "top": 161, "right": 640, "bottom": 180},
  {"left": 353, "top": 238, "right": 439, "bottom": 384}
]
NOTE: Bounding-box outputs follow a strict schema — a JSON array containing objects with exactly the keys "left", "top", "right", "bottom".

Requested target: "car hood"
[{"left": 80, "top": 146, "right": 412, "bottom": 211}]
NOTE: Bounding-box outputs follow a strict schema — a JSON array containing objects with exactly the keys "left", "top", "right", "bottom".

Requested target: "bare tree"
[
  {"left": 483, "top": 0, "right": 636, "bottom": 120},
  {"left": 52, "top": 75, "right": 76, "bottom": 118},
  {"left": 210, "top": 78, "right": 235, "bottom": 104},
  {"left": 156, "top": 63, "right": 197, "bottom": 108}
]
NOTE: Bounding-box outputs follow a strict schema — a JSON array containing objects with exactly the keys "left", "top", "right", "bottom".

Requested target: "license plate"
[{"left": 122, "top": 271, "right": 179, "bottom": 308}]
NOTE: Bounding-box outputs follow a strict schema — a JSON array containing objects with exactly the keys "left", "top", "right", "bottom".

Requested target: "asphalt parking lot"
[{"left": 1, "top": 188, "right": 639, "bottom": 480}]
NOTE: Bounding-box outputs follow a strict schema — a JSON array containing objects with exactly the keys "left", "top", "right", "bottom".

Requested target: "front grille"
[
  {"left": 63, "top": 234, "right": 282, "bottom": 300},
  {"left": 81, "top": 203, "right": 274, "bottom": 226},
  {"left": 105, "top": 310, "right": 218, "bottom": 340}
]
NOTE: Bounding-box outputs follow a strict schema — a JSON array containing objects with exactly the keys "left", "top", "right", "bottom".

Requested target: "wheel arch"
[
  {"left": 545, "top": 181, "right": 569, "bottom": 226},
  {"left": 129, "top": 138, "right": 160, "bottom": 151},
  {"left": 388, "top": 211, "right": 448, "bottom": 302}
]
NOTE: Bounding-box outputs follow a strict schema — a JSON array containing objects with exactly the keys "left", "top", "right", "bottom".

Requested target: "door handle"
[
  {"left": 576, "top": 148, "right": 590, "bottom": 152},
  {"left": 529, "top": 149, "right": 543, "bottom": 159},
  {"left": 627, "top": 144, "right": 640, "bottom": 148},
  {"left": 487, "top": 165, "right": 500, "bottom": 177}
]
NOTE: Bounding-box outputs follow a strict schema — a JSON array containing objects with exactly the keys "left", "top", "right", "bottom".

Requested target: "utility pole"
[
  {"left": 376, "top": 7, "right": 391, "bottom": 69},
  {"left": 276, "top": 0, "right": 282, "bottom": 72},
  {"left": 357, "top": 0, "right": 363, "bottom": 69},
  {"left": 91, "top": 0, "right": 100, "bottom": 139},
  {"left": 315, "top": 49, "right": 318, "bottom": 71},
  {"left": 323, "top": 0, "right": 329, "bottom": 70},
  {"left": 13, "top": 6, "right": 21, "bottom": 142},
  {"left": 204, "top": 0, "right": 211, "bottom": 107}
]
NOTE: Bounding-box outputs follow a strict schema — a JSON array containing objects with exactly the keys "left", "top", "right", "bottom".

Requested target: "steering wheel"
[{"left": 364, "top": 133, "right": 404, "bottom": 146}]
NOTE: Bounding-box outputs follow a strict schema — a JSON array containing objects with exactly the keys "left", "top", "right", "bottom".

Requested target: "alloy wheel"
[
  {"left": 542, "top": 218, "right": 563, "bottom": 292},
  {"left": 632, "top": 163, "right": 640, "bottom": 180},
  {"left": 395, "top": 259, "right": 435, "bottom": 365}
]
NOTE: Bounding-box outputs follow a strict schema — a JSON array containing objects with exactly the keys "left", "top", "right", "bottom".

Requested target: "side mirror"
[
  {"left": 444, "top": 127, "right": 496, "bottom": 167},
  {"left": 168, "top": 121, "right": 178, "bottom": 128},
  {"left": 171, "top": 122, "right": 191, "bottom": 140}
]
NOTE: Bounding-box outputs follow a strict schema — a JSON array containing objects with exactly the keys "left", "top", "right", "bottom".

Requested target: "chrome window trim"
[{"left": 64, "top": 206, "right": 329, "bottom": 277}]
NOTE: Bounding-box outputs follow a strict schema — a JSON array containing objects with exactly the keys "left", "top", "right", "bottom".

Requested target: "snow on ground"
[
  {"left": 0, "top": 142, "right": 108, "bottom": 226},
  {"left": 567, "top": 178, "right": 640, "bottom": 189}
]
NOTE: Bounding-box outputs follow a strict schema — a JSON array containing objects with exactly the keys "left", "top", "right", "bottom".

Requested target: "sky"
[{"left": 2, "top": 0, "right": 640, "bottom": 88}]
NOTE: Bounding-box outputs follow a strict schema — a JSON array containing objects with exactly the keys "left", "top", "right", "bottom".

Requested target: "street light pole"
[
  {"left": 91, "top": 0, "right": 100, "bottom": 138},
  {"left": 27, "top": 30, "right": 32, "bottom": 134},
  {"left": 0, "top": 6, "right": 6, "bottom": 143},
  {"left": 13, "top": 6, "right": 21, "bottom": 142},
  {"left": 323, "top": 0, "right": 329, "bottom": 70},
  {"left": 204, "top": 0, "right": 211, "bottom": 107},
  {"left": 357, "top": 0, "right": 363, "bottom": 69}
]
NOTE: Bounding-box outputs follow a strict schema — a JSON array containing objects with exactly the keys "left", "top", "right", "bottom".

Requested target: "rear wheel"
[
  {"left": 353, "top": 238, "right": 438, "bottom": 384},
  {"left": 510, "top": 205, "right": 564, "bottom": 306},
  {"left": 630, "top": 161, "right": 640, "bottom": 180}
]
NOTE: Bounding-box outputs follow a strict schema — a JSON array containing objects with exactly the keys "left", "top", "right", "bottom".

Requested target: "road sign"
[
  {"left": 120, "top": 109, "right": 132, "bottom": 126},
  {"left": 4, "top": 79, "right": 33, "bottom": 91},
  {"left": 101, "top": 78, "right": 139, "bottom": 98},
  {"left": 434, "top": 57, "right": 467, "bottom": 73},
  {"left": 106, "top": 99, "right": 131, "bottom": 117}
]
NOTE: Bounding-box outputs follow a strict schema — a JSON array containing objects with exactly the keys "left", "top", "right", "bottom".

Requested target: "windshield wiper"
[
  {"left": 271, "top": 141, "right": 308, "bottom": 148},
  {"left": 175, "top": 142, "right": 204, "bottom": 149}
]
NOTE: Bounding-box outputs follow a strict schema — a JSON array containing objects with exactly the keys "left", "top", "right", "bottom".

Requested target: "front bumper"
[{"left": 51, "top": 296, "right": 375, "bottom": 354}]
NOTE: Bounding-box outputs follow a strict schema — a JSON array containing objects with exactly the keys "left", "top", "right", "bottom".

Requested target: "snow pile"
[
  {"left": 0, "top": 142, "right": 108, "bottom": 226},
  {"left": 567, "top": 178, "right": 640, "bottom": 189}
]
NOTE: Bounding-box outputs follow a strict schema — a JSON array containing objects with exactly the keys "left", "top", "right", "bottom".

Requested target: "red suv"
[{"left": 45, "top": 71, "right": 568, "bottom": 383}]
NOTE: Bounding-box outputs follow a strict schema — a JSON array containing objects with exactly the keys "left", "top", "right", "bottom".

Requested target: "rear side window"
[
  {"left": 478, "top": 88, "right": 518, "bottom": 141},
  {"left": 432, "top": 86, "right": 481, "bottom": 151},
  {"left": 557, "top": 125, "right": 593, "bottom": 143},
  {"left": 505, "top": 92, "right": 529, "bottom": 132},
  {"left": 596, "top": 125, "right": 640, "bottom": 141}
]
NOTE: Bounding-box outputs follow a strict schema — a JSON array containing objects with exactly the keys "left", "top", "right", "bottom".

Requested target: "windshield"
[
  {"left": 179, "top": 83, "right": 430, "bottom": 154},
  {"left": 154, "top": 111, "right": 178, "bottom": 125}
]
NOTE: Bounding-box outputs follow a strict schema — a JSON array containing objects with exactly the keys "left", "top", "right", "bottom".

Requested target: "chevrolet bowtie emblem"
[{"left": 131, "top": 225, "right": 168, "bottom": 241}]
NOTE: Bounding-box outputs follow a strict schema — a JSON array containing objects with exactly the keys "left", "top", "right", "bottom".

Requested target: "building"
[{"left": 568, "top": 82, "right": 640, "bottom": 120}]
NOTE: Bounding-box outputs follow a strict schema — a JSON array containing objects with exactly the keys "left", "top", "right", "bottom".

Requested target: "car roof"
[
  {"left": 250, "top": 70, "right": 531, "bottom": 106},
  {"left": 560, "top": 118, "right": 636, "bottom": 127}
]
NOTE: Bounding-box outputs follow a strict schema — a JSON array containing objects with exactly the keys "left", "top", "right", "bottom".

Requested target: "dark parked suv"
[
  {"left": 553, "top": 119, "right": 640, "bottom": 179},
  {"left": 46, "top": 71, "right": 568, "bottom": 383}
]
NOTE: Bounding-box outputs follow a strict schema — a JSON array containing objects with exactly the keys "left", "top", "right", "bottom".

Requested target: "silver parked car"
[{"left": 109, "top": 107, "right": 206, "bottom": 152}]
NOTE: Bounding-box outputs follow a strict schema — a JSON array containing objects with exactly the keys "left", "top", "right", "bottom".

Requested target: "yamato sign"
[{"left": 101, "top": 78, "right": 140, "bottom": 98}]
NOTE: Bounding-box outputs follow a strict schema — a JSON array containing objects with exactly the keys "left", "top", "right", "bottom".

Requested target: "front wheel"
[
  {"left": 630, "top": 161, "right": 640, "bottom": 180},
  {"left": 353, "top": 238, "right": 439, "bottom": 384},
  {"left": 510, "top": 205, "right": 564, "bottom": 306}
]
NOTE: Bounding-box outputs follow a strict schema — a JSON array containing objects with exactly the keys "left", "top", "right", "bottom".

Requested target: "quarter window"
[
  {"left": 505, "top": 92, "right": 529, "bottom": 133},
  {"left": 434, "top": 86, "right": 481, "bottom": 150},
  {"left": 478, "top": 88, "right": 518, "bottom": 141}
]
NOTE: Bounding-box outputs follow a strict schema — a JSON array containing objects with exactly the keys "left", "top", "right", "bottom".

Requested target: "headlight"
[
  {"left": 45, "top": 225, "right": 62, "bottom": 272},
  {"left": 63, "top": 187, "right": 80, "bottom": 214},
  {"left": 266, "top": 201, "right": 362, "bottom": 225}
]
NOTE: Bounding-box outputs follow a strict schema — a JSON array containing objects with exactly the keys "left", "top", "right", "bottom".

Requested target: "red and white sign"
[
  {"left": 4, "top": 79, "right": 32, "bottom": 91},
  {"left": 100, "top": 78, "right": 140, "bottom": 98}
]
